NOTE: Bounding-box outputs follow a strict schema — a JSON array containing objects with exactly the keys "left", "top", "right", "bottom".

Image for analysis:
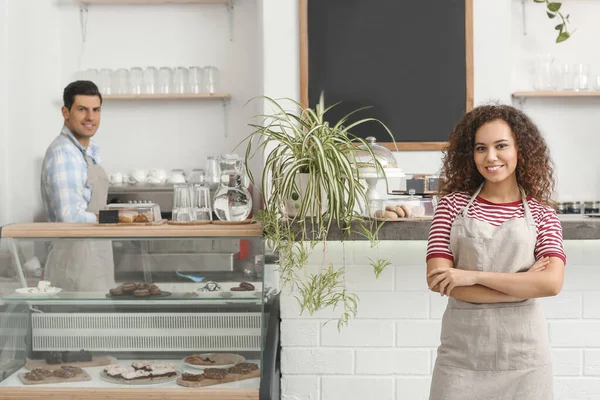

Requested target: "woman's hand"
[
  {"left": 526, "top": 256, "right": 550, "bottom": 273},
  {"left": 427, "top": 267, "right": 478, "bottom": 296}
]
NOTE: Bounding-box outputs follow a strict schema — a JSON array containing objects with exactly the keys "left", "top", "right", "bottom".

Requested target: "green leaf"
[
  {"left": 547, "top": 2, "right": 561, "bottom": 12},
  {"left": 555, "top": 23, "right": 563, "bottom": 31},
  {"left": 546, "top": 11, "right": 556, "bottom": 19},
  {"left": 566, "top": 14, "right": 570, "bottom": 20},
  {"left": 533, "top": 0, "right": 545, "bottom": 2},
  {"left": 556, "top": 31, "right": 570, "bottom": 43}
]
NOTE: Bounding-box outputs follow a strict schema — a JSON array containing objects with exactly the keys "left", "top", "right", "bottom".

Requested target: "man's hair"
[{"left": 63, "top": 80, "right": 103, "bottom": 110}]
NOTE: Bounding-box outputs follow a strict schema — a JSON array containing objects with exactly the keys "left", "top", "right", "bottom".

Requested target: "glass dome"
[{"left": 355, "top": 136, "right": 397, "bottom": 168}]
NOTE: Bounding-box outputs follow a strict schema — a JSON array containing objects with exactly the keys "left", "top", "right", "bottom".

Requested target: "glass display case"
[{"left": 0, "top": 223, "right": 280, "bottom": 400}]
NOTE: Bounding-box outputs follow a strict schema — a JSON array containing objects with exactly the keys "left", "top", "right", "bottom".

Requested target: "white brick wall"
[{"left": 280, "top": 240, "right": 600, "bottom": 400}]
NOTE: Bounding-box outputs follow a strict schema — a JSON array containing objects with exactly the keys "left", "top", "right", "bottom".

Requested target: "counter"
[{"left": 316, "top": 215, "right": 600, "bottom": 241}]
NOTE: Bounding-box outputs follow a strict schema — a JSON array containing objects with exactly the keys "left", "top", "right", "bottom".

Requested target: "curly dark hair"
[{"left": 440, "top": 104, "right": 556, "bottom": 205}]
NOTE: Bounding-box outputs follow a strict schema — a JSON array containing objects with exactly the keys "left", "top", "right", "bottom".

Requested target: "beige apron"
[
  {"left": 429, "top": 185, "right": 553, "bottom": 400},
  {"left": 45, "top": 139, "right": 115, "bottom": 292}
]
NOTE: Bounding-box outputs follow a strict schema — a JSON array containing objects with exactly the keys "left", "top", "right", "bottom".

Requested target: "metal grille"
[
  {"left": 32, "top": 313, "right": 263, "bottom": 352},
  {"left": 0, "top": 313, "right": 28, "bottom": 351}
]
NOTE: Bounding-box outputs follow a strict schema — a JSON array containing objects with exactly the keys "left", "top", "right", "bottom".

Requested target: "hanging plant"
[{"left": 534, "top": 0, "right": 574, "bottom": 43}]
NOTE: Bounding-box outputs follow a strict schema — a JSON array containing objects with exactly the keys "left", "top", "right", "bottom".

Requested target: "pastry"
[
  {"left": 400, "top": 205, "right": 412, "bottom": 218},
  {"left": 134, "top": 213, "right": 151, "bottom": 223},
  {"left": 149, "top": 287, "right": 161, "bottom": 295},
  {"left": 121, "top": 282, "right": 137, "bottom": 293},
  {"left": 118, "top": 211, "right": 138, "bottom": 224},
  {"left": 411, "top": 205, "right": 426, "bottom": 217},
  {"left": 374, "top": 210, "right": 398, "bottom": 219},
  {"left": 230, "top": 286, "right": 246, "bottom": 291},
  {"left": 239, "top": 282, "right": 255, "bottom": 291},
  {"left": 133, "top": 288, "right": 150, "bottom": 297},
  {"left": 109, "top": 287, "right": 124, "bottom": 296},
  {"left": 182, "top": 372, "right": 205, "bottom": 382},
  {"left": 394, "top": 205, "right": 405, "bottom": 218},
  {"left": 203, "top": 368, "right": 228, "bottom": 380},
  {"left": 185, "top": 355, "right": 216, "bottom": 365},
  {"left": 227, "top": 362, "right": 259, "bottom": 375}
]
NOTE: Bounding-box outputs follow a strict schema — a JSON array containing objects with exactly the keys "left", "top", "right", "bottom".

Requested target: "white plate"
[
  {"left": 182, "top": 353, "right": 245, "bottom": 370},
  {"left": 228, "top": 289, "right": 256, "bottom": 298},
  {"left": 195, "top": 290, "right": 223, "bottom": 298},
  {"left": 15, "top": 287, "right": 62, "bottom": 296}
]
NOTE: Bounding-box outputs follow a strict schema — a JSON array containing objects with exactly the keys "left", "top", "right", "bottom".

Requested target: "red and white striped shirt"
[{"left": 426, "top": 192, "right": 567, "bottom": 265}]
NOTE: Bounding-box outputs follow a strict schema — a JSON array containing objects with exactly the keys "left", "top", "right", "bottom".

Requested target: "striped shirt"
[
  {"left": 40, "top": 126, "right": 101, "bottom": 223},
  {"left": 426, "top": 192, "right": 566, "bottom": 265}
]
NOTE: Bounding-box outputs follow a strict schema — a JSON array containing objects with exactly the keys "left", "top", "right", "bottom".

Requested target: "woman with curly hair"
[{"left": 426, "top": 104, "right": 565, "bottom": 400}]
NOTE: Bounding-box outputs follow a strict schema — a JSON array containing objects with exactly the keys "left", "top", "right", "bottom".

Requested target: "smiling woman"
[{"left": 426, "top": 104, "right": 565, "bottom": 400}]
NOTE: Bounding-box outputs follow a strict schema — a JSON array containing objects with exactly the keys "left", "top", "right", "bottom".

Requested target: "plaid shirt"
[{"left": 41, "top": 126, "right": 101, "bottom": 222}]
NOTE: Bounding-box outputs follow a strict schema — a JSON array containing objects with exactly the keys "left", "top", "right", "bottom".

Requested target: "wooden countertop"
[{"left": 0, "top": 222, "right": 262, "bottom": 238}]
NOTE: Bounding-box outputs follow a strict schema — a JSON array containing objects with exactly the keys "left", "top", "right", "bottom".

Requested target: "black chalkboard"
[{"left": 305, "top": 0, "right": 472, "bottom": 148}]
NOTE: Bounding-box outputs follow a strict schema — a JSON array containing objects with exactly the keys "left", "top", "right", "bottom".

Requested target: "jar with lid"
[
  {"left": 584, "top": 201, "right": 595, "bottom": 214},
  {"left": 572, "top": 201, "right": 582, "bottom": 215},
  {"left": 213, "top": 172, "right": 252, "bottom": 221},
  {"left": 556, "top": 202, "right": 565, "bottom": 214}
]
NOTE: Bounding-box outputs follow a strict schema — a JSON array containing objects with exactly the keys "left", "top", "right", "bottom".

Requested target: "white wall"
[
  {"left": 0, "top": 0, "right": 260, "bottom": 224},
  {"left": 0, "top": 0, "right": 8, "bottom": 225},
  {"left": 280, "top": 240, "right": 600, "bottom": 400}
]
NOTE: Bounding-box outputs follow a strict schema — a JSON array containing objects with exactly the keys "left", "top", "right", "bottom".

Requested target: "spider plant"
[{"left": 237, "top": 93, "right": 396, "bottom": 328}]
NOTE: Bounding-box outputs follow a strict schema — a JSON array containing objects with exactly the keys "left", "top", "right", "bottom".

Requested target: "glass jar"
[{"left": 213, "top": 172, "right": 252, "bottom": 221}]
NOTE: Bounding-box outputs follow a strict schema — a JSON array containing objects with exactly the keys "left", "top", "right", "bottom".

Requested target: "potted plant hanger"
[{"left": 238, "top": 93, "right": 396, "bottom": 328}]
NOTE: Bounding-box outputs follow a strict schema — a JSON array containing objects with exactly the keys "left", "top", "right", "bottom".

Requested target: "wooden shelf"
[
  {"left": 102, "top": 93, "right": 230, "bottom": 100},
  {"left": 512, "top": 91, "right": 600, "bottom": 98},
  {"left": 73, "top": 0, "right": 229, "bottom": 4},
  {"left": 0, "top": 222, "right": 261, "bottom": 238}
]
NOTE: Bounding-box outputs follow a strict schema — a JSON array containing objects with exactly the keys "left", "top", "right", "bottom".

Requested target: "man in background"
[{"left": 40, "top": 80, "right": 114, "bottom": 291}]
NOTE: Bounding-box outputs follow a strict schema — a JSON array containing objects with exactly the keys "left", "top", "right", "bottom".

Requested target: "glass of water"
[
  {"left": 172, "top": 183, "right": 195, "bottom": 222},
  {"left": 193, "top": 184, "right": 212, "bottom": 221}
]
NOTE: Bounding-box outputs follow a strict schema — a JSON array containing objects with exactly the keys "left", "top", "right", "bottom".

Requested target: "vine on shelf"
[{"left": 534, "top": 0, "right": 574, "bottom": 43}]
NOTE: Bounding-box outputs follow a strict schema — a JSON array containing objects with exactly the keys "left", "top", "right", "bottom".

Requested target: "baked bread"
[{"left": 118, "top": 211, "right": 138, "bottom": 224}]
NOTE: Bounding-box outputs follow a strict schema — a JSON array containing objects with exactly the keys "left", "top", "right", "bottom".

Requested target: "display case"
[{"left": 0, "top": 223, "right": 280, "bottom": 400}]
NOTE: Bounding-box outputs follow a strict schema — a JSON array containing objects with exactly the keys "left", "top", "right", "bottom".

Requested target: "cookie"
[
  {"left": 149, "top": 287, "right": 161, "bottom": 295},
  {"left": 203, "top": 368, "right": 228, "bottom": 380},
  {"left": 133, "top": 289, "right": 150, "bottom": 297},
  {"left": 230, "top": 287, "right": 246, "bottom": 291},
  {"left": 121, "top": 283, "right": 137, "bottom": 293},
  {"left": 374, "top": 210, "right": 398, "bottom": 219},
  {"left": 109, "top": 287, "right": 124, "bottom": 296},
  {"left": 239, "top": 282, "right": 255, "bottom": 291}
]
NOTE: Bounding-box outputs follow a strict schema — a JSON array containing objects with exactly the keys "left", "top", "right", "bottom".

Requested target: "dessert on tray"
[{"left": 102, "top": 361, "right": 179, "bottom": 383}]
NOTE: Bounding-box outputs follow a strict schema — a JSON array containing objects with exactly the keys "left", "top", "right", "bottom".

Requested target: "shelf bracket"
[
  {"left": 79, "top": 3, "right": 89, "bottom": 43},
  {"left": 222, "top": 97, "right": 231, "bottom": 138},
  {"left": 522, "top": 0, "right": 527, "bottom": 36},
  {"left": 227, "top": 0, "right": 234, "bottom": 42}
]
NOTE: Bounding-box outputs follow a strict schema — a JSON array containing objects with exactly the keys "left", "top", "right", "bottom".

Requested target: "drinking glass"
[
  {"left": 532, "top": 54, "right": 557, "bottom": 91},
  {"left": 173, "top": 67, "right": 189, "bottom": 94},
  {"left": 190, "top": 168, "right": 206, "bottom": 184},
  {"left": 129, "top": 67, "right": 143, "bottom": 94},
  {"left": 172, "top": 183, "right": 195, "bottom": 222},
  {"left": 193, "top": 184, "right": 212, "bottom": 221},
  {"left": 203, "top": 66, "right": 219, "bottom": 93},
  {"left": 158, "top": 67, "right": 173, "bottom": 94},
  {"left": 574, "top": 63, "right": 590, "bottom": 91},
  {"left": 97, "top": 68, "right": 113, "bottom": 95},
  {"left": 112, "top": 68, "right": 129, "bottom": 95},
  {"left": 189, "top": 67, "right": 204, "bottom": 94},
  {"left": 206, "top": 156, "right": 221, "bottom": 191},
  {"left": 560, "top": 63, "right": 574, "bottom": 91},
  {"left": 143, "top": 67, "right": 158, "bottom": 94}
]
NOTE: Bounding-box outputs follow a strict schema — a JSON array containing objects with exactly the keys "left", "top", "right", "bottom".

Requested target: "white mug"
[
  {"left": 167, "top": 172, "right": 187, "bottom": 184},
  {"left": 148, "top": 168, "right": 168, "bottom": 182},
  {"left": 129, "top": 169, "right": 148, "bottom": 184},
  {"left": 109, "top": 172, "right": 124, "bottom": 184}
]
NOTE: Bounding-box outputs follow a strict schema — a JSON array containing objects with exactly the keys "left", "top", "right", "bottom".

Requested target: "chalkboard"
[{"left": 300, "top": 0, "right": 473, "bottom": 151}]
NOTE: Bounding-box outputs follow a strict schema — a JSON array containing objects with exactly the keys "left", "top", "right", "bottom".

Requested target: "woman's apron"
[
  {"left": 45, "top": 150, "right": 116, "bottom": 292},
  {"left": 429, "top": 185, "right": 553, "bottom": 400}
]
